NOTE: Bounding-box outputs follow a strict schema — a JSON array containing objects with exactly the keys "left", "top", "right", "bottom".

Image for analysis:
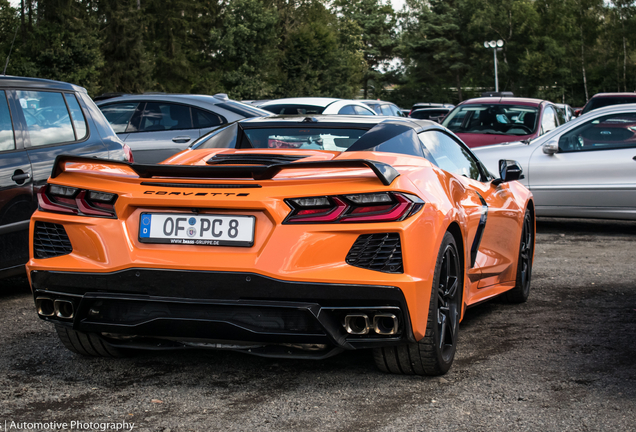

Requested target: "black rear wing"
[{"left": 51, "top": 155, "right": 400, "bottom": 186}]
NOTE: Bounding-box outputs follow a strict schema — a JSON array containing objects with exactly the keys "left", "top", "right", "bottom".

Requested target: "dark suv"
[
  {"left": 0, "top": 76, "right": 128, "bottom": 279},
  {"left": 578, "top": 92, "right": 636, "bottom": 116}
]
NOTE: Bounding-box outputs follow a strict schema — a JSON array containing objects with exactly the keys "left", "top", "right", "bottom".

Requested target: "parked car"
[
  {"left": 577, "top": 92, "right": 636, "bottom": 116},
  {"left": 555, "top": 103, "right": 575, "bottom": 122},
  {"left": 359, "top": 100, "right": 405, "bottom": 117},
  {"left": 410, "top": 107, "right": 453, "bottom": 122},
  {"left": 409, "top": 103, "right": 454, "bottom": 117},
  {"left": 441, "top": 97, "right": 564, "bottom": 148},
  {"left": 96, "top": 94, "right": 271, "bottom": 163},
  {"left": 472, "top": 103, "right": 636, "bottom": 220},
  {"left": 0, "top": 76, "right": 129, "bottom": 279},
  {"left": 28, "top": 114, "right": 534, "bottom": 375},
  {"left": 258, "top": 98, "right": 377, "bottom": 116}
]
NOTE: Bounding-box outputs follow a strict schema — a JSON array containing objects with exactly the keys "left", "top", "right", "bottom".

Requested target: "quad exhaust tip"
[
  {"left": 373, "top": 314, "right": 399, "bottom": 335},
  {"left": 36, "top": 297, "right": 55, "bottom": 317},
  {"left": 344, "top": 314, "right": 371, "bottom": 335},
  {"left": 344, "top": 313, "right": 399, "bottom": 336},
  {"left": 54, "top": 299, "right": 74, "bottom": 319}
]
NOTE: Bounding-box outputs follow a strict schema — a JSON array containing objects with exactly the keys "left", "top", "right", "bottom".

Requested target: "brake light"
[
  {"left": 37, "top": 184, "right": 118, "bottom": 218},
  {"left": 284, "top": 192, "right": 423, "bottom": 224},
  {"left": 123, "top": 143, "right": 134, "bottom": 162}
]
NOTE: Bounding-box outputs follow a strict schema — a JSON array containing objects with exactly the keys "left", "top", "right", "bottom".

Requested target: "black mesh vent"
[
  {"left": 346, "top": 233, "right": 403, "bottom": 273},
  {"left": 33, "top": 222, "right": 72, "bottom": 259}
]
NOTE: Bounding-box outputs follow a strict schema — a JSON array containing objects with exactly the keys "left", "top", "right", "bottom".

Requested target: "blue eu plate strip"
[{"left": 140, "top": 214, "right": 152, "bottom": 238}]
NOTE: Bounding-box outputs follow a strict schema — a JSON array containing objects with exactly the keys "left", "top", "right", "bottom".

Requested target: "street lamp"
[{"left": 484, "top": 40, "right": 504, "bottom": 92}]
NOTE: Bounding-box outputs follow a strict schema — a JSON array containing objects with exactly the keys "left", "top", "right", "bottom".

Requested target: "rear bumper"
[{"left": 31, "top": 269, "right": 414, "bottom": 356}]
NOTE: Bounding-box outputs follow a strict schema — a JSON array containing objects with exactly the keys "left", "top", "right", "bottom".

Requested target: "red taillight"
[
  {"left": 284, "top": 192, "right": 423, "bottom": 224},
  {"left": 123, "top": 143, "right": 134, "bottom": 162},
  {"left": 37, "top": 184, "right": 118, "bottom": 218}
]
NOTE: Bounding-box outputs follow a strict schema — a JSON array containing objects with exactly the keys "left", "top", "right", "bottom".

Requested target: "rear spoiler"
[{"left": 51, "top": 155, "right": 400, "bottom": 186}]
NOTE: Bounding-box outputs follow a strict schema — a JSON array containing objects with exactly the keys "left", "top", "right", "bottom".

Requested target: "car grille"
[
  {"left": 33, "top": 222, "right": 72, "bottom": 259},
  {"left": 346, "top": 233, "right": 403, "bottom": 273}
]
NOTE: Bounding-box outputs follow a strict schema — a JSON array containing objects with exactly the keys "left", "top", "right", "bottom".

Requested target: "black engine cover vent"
[
  {"left": 207, "top": 153, "right": 308, "bottom": 165},
  {"left": 33, "top": 222, "right": 73, "bottom": 259},
  {"left": 346, "top": 233, "right": 403, "bottom": 274}
]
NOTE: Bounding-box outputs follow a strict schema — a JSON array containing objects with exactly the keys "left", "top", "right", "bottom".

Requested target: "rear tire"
[
  {"left": 374, "top": 232, "right": 462, "bottom": 376},
  {"left": 503, "top": 208, "right": 533, "bottom": 303},
  {"left": 55, "top": 325, "right": 127, "bottom": 358}
]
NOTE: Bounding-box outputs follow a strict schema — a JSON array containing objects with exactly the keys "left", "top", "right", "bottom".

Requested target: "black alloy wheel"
[
  {"left": 373, "top": 232, "right": 462, "bottom": 375},
  {"left": 504, "top": 208, "right": 534, "bottom": 303},
  {"left": 436, "top": 239, "right": 461, "bottom": 363}
]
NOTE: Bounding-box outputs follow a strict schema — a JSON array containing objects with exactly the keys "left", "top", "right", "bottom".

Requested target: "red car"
[{"left": 441, "top": 97, "right": 564, "bottom": 148}]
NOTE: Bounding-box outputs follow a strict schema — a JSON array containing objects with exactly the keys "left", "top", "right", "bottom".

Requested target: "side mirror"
[
  {"left": 493, "top": 159, "right": 523, "bottom": 185},
  {"left": 574, "top": 108, "right": 581, "bottom": 117},
  {"left": 543, "top": 139, "right": 559, "bottom": 155}
]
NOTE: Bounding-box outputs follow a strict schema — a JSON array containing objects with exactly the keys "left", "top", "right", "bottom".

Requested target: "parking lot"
[{"left": 1, "top": 217, "right": 635, "bottom": 432}]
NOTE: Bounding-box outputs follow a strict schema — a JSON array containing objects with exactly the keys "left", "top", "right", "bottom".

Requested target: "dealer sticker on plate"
[{"left": 139, "top": 213, "right": 255, "bottom": 247}]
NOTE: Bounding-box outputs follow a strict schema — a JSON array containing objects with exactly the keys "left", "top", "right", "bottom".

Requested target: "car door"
[
  {"left": 419, "top": 131, "right": 522, "bottom": 292},
  {"left": 122, "top": 102, "right": 223, "bottom": 163},
  {"left": 13, "top": 90, "right": 108, "bottom": 190},
  {"left": 528, "top": 111, "right": 636, "bottom": 217},
  {"left": 0, "top": 89, "right": 33, "bottom": 275}
]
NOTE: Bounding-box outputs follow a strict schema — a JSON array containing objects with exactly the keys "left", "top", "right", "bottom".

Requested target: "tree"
[{"left": 334, "top": 0, "right": 397, "bottom": 98}]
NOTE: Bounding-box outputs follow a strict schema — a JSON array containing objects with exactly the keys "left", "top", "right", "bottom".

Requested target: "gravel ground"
[{"left": 1, "top": 217, "right": 635, "bottom": 432}]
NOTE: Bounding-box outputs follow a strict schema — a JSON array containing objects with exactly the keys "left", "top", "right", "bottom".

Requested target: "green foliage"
[{"left": 2, "top": 0, "right": 636, "bottom": 108}]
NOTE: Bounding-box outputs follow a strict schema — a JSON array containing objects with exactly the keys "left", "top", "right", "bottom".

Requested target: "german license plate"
[{"left": 139, "top": 213, "right": 255, "bottom": 247}]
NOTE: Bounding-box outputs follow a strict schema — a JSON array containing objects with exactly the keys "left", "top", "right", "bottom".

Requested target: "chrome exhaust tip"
[
  {"left": 344, "top": 314, "right": 371, "bottom": 335},
  {"left": 54, "top": 299, "right": 74, "bottom": 320},
  {"left": 36, "top": 297, "right": 55, "bottom": 317},
  {"left": 373, "top": 313, "right": 398, "bottom": 335}
]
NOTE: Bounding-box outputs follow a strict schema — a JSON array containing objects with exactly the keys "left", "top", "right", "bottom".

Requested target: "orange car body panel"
[{"left": 27, "top": 148, "right": 534, "bottom": 343}]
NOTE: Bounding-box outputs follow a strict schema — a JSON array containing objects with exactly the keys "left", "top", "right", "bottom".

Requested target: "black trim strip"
[
  {"left": 0, "top": 220, "right": 30, "bottom": 235},
  {"left": 139, "top": 182, "right": 261, "bottom": 189},
  {"left": 470, "top": 192, "right": 488, "bottom": 268},
  {"left": 51, "top": 155, "right": 401, "bottom": 186}
]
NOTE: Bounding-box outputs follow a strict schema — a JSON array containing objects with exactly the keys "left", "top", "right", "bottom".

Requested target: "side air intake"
[
  {"left": 33, "top": 222, "right": 72, "bottom": 259},
  {"left": 346, "top": 233, "right": 403, "bottom": 273}
]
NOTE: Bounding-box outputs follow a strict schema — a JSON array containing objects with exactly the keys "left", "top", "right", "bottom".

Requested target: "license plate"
[{"left": 139, "top": 213, "right": 255, "bottom": 247}]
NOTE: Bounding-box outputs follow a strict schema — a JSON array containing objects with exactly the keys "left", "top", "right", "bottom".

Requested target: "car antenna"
[{"left": 3, "top": 24, "right": 20, "bottom": 76}]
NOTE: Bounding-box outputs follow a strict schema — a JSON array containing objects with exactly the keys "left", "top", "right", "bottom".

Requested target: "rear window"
[
  {"left": 242, "top": 128, "right": 366, "bottom": 150},
  {"left": 216, "top": 101, "right": 271, "bottom": 118},
  {"left": 582, "top": 97, "right": 636, "bottom": 115},
  {"left": 411, "top": 109, "right": 449, "bottom": 120},
  {"left": 261, "top": 104, "right": 326, "bottom": 115}
]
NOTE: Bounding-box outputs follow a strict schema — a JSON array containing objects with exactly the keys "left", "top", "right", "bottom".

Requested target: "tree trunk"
[
  {"left": 623, "top": 35, "right": 627, "bottom": 92},
  {"left": 20, "top": 0, "right": 25, "bottom": 43},
  {"left": 580, "top": 23, "right": 588, "bottom": 102},
  {"left": 456, "top": 72, "right": 462, "bottom": 102}
]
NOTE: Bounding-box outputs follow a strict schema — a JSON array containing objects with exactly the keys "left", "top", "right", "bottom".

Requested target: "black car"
[
  {"left": 409, "top": 107, "right": 453, "bottom": 123},
  {"left": 0, "top": 76, "right": 129, "bottom": 279}
]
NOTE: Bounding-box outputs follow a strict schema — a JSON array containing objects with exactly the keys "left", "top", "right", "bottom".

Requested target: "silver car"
[
  {"left": 96, "top": 93, "right": 271, "bottom": 163},
  {"left": 257, "top": 97, "right": 377, "bottom": 116},
  {"left": 472, "top": 103, "right": 636, "bottom": 220}
]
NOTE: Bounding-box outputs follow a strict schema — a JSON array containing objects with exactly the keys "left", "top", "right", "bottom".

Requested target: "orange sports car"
[{"left": 27, "top": 115, "right": 535, "bottom": 376}]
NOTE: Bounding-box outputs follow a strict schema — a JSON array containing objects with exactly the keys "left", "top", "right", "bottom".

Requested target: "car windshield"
[
  {"left": 442, "top": 104, "right": 539, "bottom": 136},
  {"left": 581, "top": 97, "right": 636, "bottom": 115}
]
